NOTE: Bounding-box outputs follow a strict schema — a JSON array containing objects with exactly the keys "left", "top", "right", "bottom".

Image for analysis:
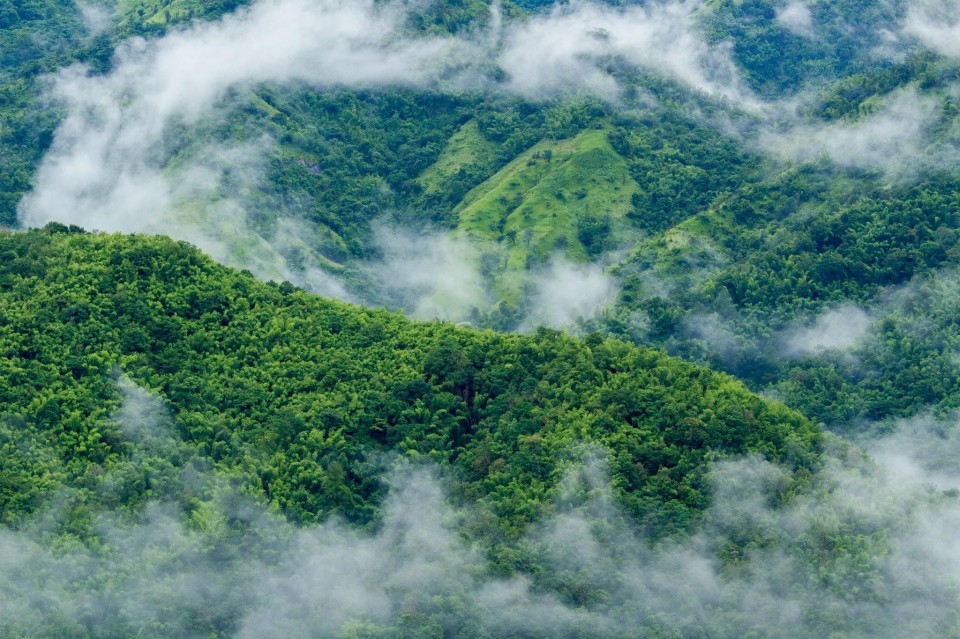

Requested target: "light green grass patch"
[
  {"left": 118, "top": 0, "right": 206, "bottom": 27},
  {"left": 416, "top": 120, "right": 496, "bottom": 197},
  {"left": 454, "top": 128, "right": 640, "bottom": 301}
]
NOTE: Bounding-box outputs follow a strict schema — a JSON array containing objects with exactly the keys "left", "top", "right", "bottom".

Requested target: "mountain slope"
[
  {"left": 0, "top": 225, "right": 819, "bottom": 533},
  {"left": 454, "top": 128, "right": 640, "bottom": 299}
]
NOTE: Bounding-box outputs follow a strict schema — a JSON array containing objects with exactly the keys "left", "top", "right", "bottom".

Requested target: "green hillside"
[
  {"left": 6, "top": 0, "right": 960, "bottom": 428},
  {"left": 0, "top": 226, "right": 819, "bottom": 530},
  {"left": 10, "top": 0, "right": 960, "bottom": 635},
  {"left": 415, "top": 119, "right": 498, "bottom": 201},
  {"left": 453, "top": 128, "right": 640, "bottom": 300},
  {"left": 604, "top": 161, "right": 960, "bottom": 428},
  {"left": 0, "top": 226, "right": 824, "bottom": 635}
]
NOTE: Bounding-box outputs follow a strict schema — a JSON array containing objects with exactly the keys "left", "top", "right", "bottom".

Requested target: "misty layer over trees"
[
  {"left": 4, "top": 228, "right": 960, "bottom": 636},
  {"left": 0, "top": 228, "right": 822, "bottom": 636},
  {"left": 5, "top": 0, "right": 960, "bottom": 636}
]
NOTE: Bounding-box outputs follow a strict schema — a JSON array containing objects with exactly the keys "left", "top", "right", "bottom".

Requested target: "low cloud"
[
  {"left": 9, "top": 379, "right": 960, "bottom": 636},
  {"left": 78, "top": 1, "right": 113, "bottom": 35},
  {"left": 498, "top": 0, "right": 751, "bottom": 103},
  {"left": 18, "top": 0, "right": 752, "bottom": 252},
  {"left": 762, "top": 89, "right": 945, "bottom": 176},
  {"left": 866, "top": 413, "right": 960, "bottom": 489},
  {"left": 520, "top": 257, "right": 618, "bottom": 331},
  {"left": 905, "top": 0, "right": 960, "bottom": 58},
  {"left": 781, "top": 303, "right": 873, "bottom": 358},
  {"left": 366, "top": 223, "right": 490, "bottom": 322},
  {"left": 686, "top": 312, "right": 742, "bottom": 358},
  {"left": 776, "top": 0, "right": 815, "bottom": 37},
  {"left": 17, "top": 0, "right": 468, "bottom": 294}
]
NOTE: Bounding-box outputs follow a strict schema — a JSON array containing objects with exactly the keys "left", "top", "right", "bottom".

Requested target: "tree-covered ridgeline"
[
  {"left": 8, "top": 228, "right": 960, "bottom": 639},
  {"left": 8, "top": 0, "right": 960, "bottom": 435},
  {"left": 0, "top": 225, "right": 820, "bottom": 538},
  {"left": 0, "top": 226, "right": 827, "bottom": 637}
]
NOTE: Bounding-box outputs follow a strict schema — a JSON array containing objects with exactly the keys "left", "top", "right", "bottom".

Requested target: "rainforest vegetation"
[
  {"left": 0, "top": 226, "right": 825, "bottom": 636},
  {"left": 5, "top": 0, "right": 960, "bottom": 636}
]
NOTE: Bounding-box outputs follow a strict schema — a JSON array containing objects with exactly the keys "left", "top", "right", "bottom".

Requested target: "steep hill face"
[
  {"left": 454, "top": 128, "right": 641, "bottom": 299},
  {"left": 9, "top": 0, "right": 960, "bottom": 635},
  {"left": 0, "top": 226, "right": 819, "bottom": 533},
  {"left": 0, "top": 226, "right": 826, "bottom": 636},
  {"left": 6, "top": 0, "right": 960, "bottom": 429}
]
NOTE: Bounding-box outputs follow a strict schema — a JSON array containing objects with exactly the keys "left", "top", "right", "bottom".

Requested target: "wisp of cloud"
[
  {"left": 16, "top": 0, "right": 751, "bottom": 304},
  {"left": 17, "top": 0, "right": 467, "bottom": 291}
]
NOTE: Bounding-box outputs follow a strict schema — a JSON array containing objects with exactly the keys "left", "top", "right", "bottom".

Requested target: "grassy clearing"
[
  {"left": 453, "top": 128, "right": 640, "bottom": 300},
  {"left": 415, "top": 119, "right": 496, "bottom": 198}
]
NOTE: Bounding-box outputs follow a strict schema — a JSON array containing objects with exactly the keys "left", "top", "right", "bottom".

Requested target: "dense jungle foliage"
[
  {"left": 0, "top": 226, "right": 819, "bottom": 532},
  {"left": 6, "top": 0, "right": 960, "bottom": 634},
  {"left": 0, "top": 227, "right": 824, "bottom": 636}
]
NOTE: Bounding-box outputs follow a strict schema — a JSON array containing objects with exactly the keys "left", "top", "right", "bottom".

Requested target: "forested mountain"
[
  {"left": 1, "top": 226, "right": 821, "bottom": 532},
  {"left": 0, "top": 226, "right": 824, "bottom": 636},
  {"left": 7, "top": 0, "right": 960, "bottom": 431},
  {"left": 6, "top": 0, "right": 960, "bottom": 636}
]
